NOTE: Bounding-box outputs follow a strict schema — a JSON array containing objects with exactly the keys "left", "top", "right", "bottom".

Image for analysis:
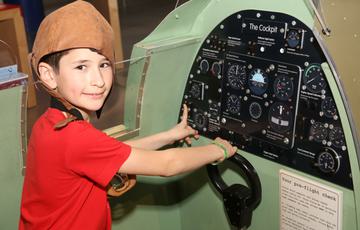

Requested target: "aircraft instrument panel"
[{"left": 180, "top": 10, "right": 353, "bottom": 189}]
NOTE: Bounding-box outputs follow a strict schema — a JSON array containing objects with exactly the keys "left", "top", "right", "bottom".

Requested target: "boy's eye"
[
  {"left": 100, "top": 62, "right": 110, "bottom": 68},
  {"left": 75, "top": 65, "right": 86, "bottom": 70}
]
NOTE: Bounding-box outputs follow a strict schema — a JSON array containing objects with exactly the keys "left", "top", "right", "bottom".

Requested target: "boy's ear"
[{"left": 38, "top": 62, "right": 58, "bottom": 90}]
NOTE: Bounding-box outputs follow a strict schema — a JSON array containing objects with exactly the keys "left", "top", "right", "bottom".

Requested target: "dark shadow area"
[{"left": 108, "top": 159, "right": 255, "bottom": 224}]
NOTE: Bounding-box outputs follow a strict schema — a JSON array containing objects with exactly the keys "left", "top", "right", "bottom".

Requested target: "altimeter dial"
[{"left": 227, "top": 64, "right": 247, "bottom": 89}]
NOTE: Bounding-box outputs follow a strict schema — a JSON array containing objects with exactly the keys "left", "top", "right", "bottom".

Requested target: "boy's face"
[{"left": 44, "top": 48, "right": 113, "bottom": 116}]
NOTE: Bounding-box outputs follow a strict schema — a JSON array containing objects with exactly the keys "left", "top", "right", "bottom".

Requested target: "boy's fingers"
[
  {"left": 186, "top": 126, "right": 197, "bottom": 135},
  {"left": 192, "top": 130, "right": 200, "bottom": 139},
  {"left": 181, "top": 104, "right": 188, "bottom": 123},
  {"left": 232, "top": 146, "right": 238, "bottom": 154}
]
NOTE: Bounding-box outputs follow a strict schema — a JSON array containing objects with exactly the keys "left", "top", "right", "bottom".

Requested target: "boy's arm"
[
  {"left": 124, "top": 104, "right": 199, "bottom": 150},
  {"left": 123, "top": 130, "right": 180, "bottom": 150},
  {"left": 119, "top": 137, "right": 237, "bottom": 177}
]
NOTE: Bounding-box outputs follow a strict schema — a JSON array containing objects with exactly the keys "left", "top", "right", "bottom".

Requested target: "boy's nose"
[{"left": 90, "top": 68, "right": 105, "bottom": 87}]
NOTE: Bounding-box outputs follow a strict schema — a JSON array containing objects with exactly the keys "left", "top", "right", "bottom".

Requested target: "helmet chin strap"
[
  {"left": 50, "top": 97, "right": 84, "bottom": 129},
  {"left": 50, "top": 96, "right": 83, "bottom": 120}
]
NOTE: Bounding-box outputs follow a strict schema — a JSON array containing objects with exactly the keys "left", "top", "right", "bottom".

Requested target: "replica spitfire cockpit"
[{"left": 1, "top": 0, "right": 359, "bottom": 229}]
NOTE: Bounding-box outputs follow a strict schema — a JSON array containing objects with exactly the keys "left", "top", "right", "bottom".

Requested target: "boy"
[{"left": 19, "top": 1, "right": 237, "bottom": 229}]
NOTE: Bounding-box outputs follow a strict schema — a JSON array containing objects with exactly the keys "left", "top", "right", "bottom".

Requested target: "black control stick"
[{"left": 207, "top": 153, "right": 262, "bottom": 230}]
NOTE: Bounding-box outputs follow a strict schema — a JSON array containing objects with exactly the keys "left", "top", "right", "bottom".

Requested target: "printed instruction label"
[{"left": 279, "top": 170, "right": 342, "bottom": 230}]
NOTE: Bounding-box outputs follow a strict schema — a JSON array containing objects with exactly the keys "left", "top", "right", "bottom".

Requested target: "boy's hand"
[
  {"left": 213, "top": 137, "right": 237, "bottom": 159},
  {"left": 168, "top": 104, "right": 200, "bottom": 145}
]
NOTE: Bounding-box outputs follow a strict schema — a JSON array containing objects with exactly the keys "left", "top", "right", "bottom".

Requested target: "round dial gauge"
[
  {"left": 321, "top": 97, "right": 337, "bottom": 118},
  {"left": 189, "top": 83, "right": 201, "bottom": 99},
  {"left": 268, "top": 102, "right": 292, "bottom": 133},
  {"left": 329, "top": 127, "right": 345, "bottom": 148},
  {"left": 199, "top": 59, "right": 209, "bottom": 74},
  {"left": 286, "top": 30, "right": 301, "bottom": 48},
  {"left": 315, "top": 148, "right": 340, "bottom": 174},
  {"left": 249, "top": 68, "right": 268, "bottom": 95},
  {"left": 310, "top": 122, "right": 328, "bottom": 143},
  {"left": 193, "top": 112, "right": 207, "bottom": 129},
  {"left": 211, "top": 62, "right": 222, "bottom": 76},
  {"left": 249, "top": 102, "right": 262, "bottom": 119},
  {"left": 226, "top": 94, "right": 241, "bottom": 114},
  {"left": 273, "top": 75, "right": 294, "bottom": 101},
  {"left": 227, "top": 64, "right": 247, "bottom": 89},
  {"left": 303, "top": 64, "right": 327, "bottom": 93}
]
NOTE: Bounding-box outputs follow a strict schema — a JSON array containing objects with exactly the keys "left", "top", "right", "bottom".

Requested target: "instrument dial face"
[
  {"left": 227, "top": 64, "right": 247, "bottom": 89},
  {"left": 249, "top": 68, "right": 269, "bottom": 95},
  {"left": 189, "top": 83, "right": 202, "bottom": 99},
  {"left": 273, "top": 75, "right": 294, "bottom": 101},
  {"left": 316, "top": 149, "right": 340, "bottom": 174},
  {"left": 193, "top": 112, "right": 207, "bottom": 129},
  {"left": 310, "top": 122, "right": 328, "bottom": 143},
  {"left": 286, "top": 30, "right": 301, "bottom": 48},
  {"left": 249, "top": 102, "right": 262, "bottom": 119},
  {"left": 321, "top": 97, "right": 337, "bottom": 118},
  {"left": 226, "top": 94, "right": 241, "bottom": 114},
  {"left": 329, "top": 127, "right": 345, "bottom": 148},
  {"left": 211, "top": 62, "right": 222, "bottom": 76},
  {"left": 268, "top": 102, "right": 292, "bottom": 133},
  {"left": 199, "top": 59, "right": 209, "bottom": 74},
  {"left": 303, "top": 64, "right": 327, "bottom": 93}
]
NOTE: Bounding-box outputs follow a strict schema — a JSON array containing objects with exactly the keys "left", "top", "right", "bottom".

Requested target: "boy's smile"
[{"left": 52, "top": 48, "right": 113, "bottom": 119}]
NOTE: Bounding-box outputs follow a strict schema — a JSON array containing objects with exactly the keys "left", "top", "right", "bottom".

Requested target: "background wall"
[{"left": 320, "top": 0, "right": 360, "bottom": 138}]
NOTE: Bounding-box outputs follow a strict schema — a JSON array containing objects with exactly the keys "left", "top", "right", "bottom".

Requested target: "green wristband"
[{"left": 211, "top": 141, "right": 229, "bottom": 165}]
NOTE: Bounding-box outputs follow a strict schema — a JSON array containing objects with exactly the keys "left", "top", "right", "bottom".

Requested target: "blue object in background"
[
  {"left": 4, "top": 0, "right": 44, "bottom": 48},
  {"left": 0, "top": 65, "right": 18, "bottom": 83}
]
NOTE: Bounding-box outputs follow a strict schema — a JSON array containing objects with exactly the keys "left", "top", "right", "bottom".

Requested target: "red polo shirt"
[{"left": 19, "top": 108, "right": 131, "bottom": 229}]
